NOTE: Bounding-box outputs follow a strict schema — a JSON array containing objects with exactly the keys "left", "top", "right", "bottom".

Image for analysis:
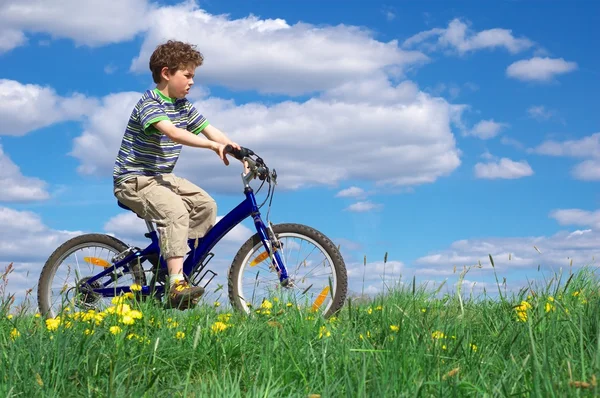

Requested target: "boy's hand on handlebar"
[{"left": 212, "top": 143, "right": 231, "bottom": 166}]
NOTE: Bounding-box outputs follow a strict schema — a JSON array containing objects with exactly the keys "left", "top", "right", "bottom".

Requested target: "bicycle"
[{"left": 37, "top": 145, "right": 348, "bottom": 319}]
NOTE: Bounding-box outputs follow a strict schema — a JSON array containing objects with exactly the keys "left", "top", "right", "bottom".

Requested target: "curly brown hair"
[{"left": 149, "top": 40, "right": 204, "bottom": 84}]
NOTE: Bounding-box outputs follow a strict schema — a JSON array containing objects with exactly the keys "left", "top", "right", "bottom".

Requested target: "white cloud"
[
  {"left": 474, "top": 158, "right": 534, "bottom": 179},
  {"left": 345, "top": 259, "right": 404, "bottom": 295},
  {"left": 531, "top": 133, "right": 600, "bottom": 158},
  {"left": 506, "top": 57, "right": 577, "bottom": 82},
  {"left": 130, "top": 2, "right": 428, "bottom": 95},
  {"left": 0, "top": 144, "right": 50, "bottom": 202},
  {"left": 414, "top": 227, "right": 599, "bottom": 274},
  {"left": 403, "top": 18, "right": 534, "bottom": 55},
  {"left": 0, "top": 79, "right": 97, "bottom": 136},
  {"left": 550, "top": 209, "right": 600, "bottom": 230},
  {"left": 345, "top": 201, "right": 383, "bottom": 213},
  {"left": 0, "top": 28, "right": 27, "bottom": 53},
  {"left": 467, "top": 119, "right": 508, "bottom": 139},
  {"left": 572, "top": 160, "right": 600, "bottom": 181},
  {"left": 70, "top": 79, "right": 462, "bottom": 193},
  {"left": 527, "top": 105, "right": 555, "bottom": 121},
  {"left": 0, "top": 0, "right": 151, "bottom": 49},
  {"left": 335, "top": 187, "right": 366, "bottom": 198},
  {"left": 0, "top": 206, "right": 84, "bottom": 302},
  {"left": 531, "top": 133, "right": 600, "bottom": 181}
]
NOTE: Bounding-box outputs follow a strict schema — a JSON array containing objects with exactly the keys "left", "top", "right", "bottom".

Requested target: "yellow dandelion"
[
  {"left": 211, "top": 321, "right": 229, "bottom": 333},
  {"left": 470, "top": 343, "right": 478, "bottom": 352},
  {"left": 273, "top": 297, "right": 279, "bottom": 302},
  {"left": 421, "top": 308, "right": 426, "bottom": 313},
  {"left": 123, "top": 292, "right": 134, "bottom": 299},
  {"left": 115, "top": 304, "right": 131, "bottom": 316},
  {"left": 120, "top": 315, "right": 135, "bottom": 325},
  {"left": 214, "top": 301, "right": 220, "bottom": 307},
  {"left": 318, "top": 325, "right": 331, "bottom": 339},
  {"left": 545, "top": 302, "right": 555, "bottom": 313},
  {"left": 34, "top": 313, "right": 41, "bottom": 318},
  {"left": 85, "top": 329, "right": 94, "bottom": 336},
  {"left": 45, "top": 318, "right": 61, "bottom": 331},
  {"left": 442, "top": 345, "right": 447, "bottom": 350},
  {"left": 375, "top": 305, "right": 383, "bottom": 311},
  {"left": 109, "top": 326, "right": 122, "bottom": 335},
  {"left": 127, "top": 333, "right": 138, "bottom": 340},
  {"left": 573, "top": 291, "right": 580, "bottom": 297},
  {"left": 516, "top": 310, "right": 528, "bottom": 322},
  {"left": 390, "top": 325, "right": 399, "bottom": 332},
  {"left": 286, "top": 302, "right": 293, "bottom": 307},
  {"left": 10, "top": 328, "right": 20, "bottom": 340},
  {"left": 176, "top": 331, "right": 185, "bottom": 339},
  {"left": 130, "top": 283, "right": 142, "bottom": 292},
  {"left": 432, "top": 331, "right": 446, "bottom": 339},
  {"left": 261, "top": 300, "right": 273, "bottom": 310},
  {"left": 367, "top": 308, "right": 372, "bottom": 315},
  {"left": 548, "top": 296, "right": 554, "bottom": 302},
  {"left": 6, "top": 314, "right": 13, "bottom": 320},
  {"left": 129, "top": 310, "right": 143, "bottom": 320},
  {"left": 359, "top": 334, "right": 364, "bottom": 340}
]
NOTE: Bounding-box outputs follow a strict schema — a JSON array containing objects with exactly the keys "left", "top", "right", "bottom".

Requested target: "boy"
[{"left": 113, "top": 40, "right": 242, "bottom": 310}]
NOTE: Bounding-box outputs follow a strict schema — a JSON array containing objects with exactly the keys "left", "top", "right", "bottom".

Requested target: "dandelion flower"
[
  {"left": 470, "top": 343, "right": 478, "bottom": 352},
  {"left": 390, "top": 325, "right": 399, "bottom": 332},
  {"left": 129, "top": 310, "right": 143, "bottom": 320},
  {"left": 46, "top": 318, "right": 61, "bottom": 331},
  {"left": 10, "top": 328, "right": 20, "bottom": 340},
  {"left": 211, "top": 321, "right": 229, "bottom": 333},
  {"left": 109, "top": 326, "right": 122, "bottom": 335},
  {"left": 175, "top": 331, "right": 185, "bottom": 339},
  {"left": 120, "top": 315, "right": 135, "bottom": 325},
  {"left": 432, "top": 331, "right": 446, "bottom": 339},
  {"left": 261, "top": 300, "right": 273, "bottom": 310},
  {"left": 318, "top": 325, "right": 331, "bottom": 339},
  {"left": 130, "top": 283, "right": 142, "bottom": 292},
  {"left": 214, "top": 301, "right": 220, "bottom": 307}
]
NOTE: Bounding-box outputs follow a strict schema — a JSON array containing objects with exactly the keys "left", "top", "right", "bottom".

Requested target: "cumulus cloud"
[
  {"left": 403, "top": 18, "right": 534, "bottom": 55},
  {"left": 527, "top": 105, "right": 556, "bottom": 121},
  {"left": 506, "top": 57, "right": 578, "bottom": 82},
  {"left": 335, "top": 187, "right": 367, "bottom": 199},
  {"left": 531, "top": 132, "right": 600, "bottom": 181},
  {"left": 550, "top": 209, "right": 600, "bottom": 230},
  {"left": 0, "top": 206, "right": 83, "bottom": 302},
  {"left": 0, "top": 79, "right": 97, "bottom": 136},
  {"left": 0, "top": 144, "right": 50, "bottom": 202},
  {"left": 129, "top": 3, "right": 428, "bottom": 95},
  {"left": 414, "top": 228, "right": 599, "bottom": 274},
  {"left": 345, "top": 201, "right": 383, "bottom": 213},
  {"left": 474, "top": 158, "right": 534, "bottom": 179},
  {"left": 467, "top": 119, "right": 508, "bottom": 139},
  {"left": 0, "top": 0, "right": 152, "bottom": 49}
]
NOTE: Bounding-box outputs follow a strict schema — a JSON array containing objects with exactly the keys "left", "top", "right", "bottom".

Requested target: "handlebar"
[
  {"left": 224, "top": 144, "right": 254, "bottom": 161},
  {"left": 224, "top": 144, "right": 274, "bottom": 183}
]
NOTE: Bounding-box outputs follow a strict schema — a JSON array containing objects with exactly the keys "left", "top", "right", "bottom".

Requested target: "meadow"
[{"left": 1, "top": 259, "right": 599, "bottom": 397}]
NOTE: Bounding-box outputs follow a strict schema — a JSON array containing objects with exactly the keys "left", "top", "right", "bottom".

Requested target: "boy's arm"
[{"left": 153, "top": 119, "right": 241, "bottom": 166}]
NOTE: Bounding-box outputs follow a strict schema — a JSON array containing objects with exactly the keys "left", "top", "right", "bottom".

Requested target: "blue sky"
[{"left": 0, "top": 0, "right": 599, "bottom": 304}]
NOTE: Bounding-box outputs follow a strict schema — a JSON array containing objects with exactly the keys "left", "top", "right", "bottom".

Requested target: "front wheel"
[{"left": 228, "top": 223, "right": 347, "bottom": 318}]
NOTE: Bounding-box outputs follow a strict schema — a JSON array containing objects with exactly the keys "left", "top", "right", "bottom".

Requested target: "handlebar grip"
[{"left": 224, "top": 144, "right": 253, "bottom": 160}]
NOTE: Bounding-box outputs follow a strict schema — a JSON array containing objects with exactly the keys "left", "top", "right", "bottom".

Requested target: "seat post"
[{"left": 144, "top": 220, "right": 155, "bottom": 233}]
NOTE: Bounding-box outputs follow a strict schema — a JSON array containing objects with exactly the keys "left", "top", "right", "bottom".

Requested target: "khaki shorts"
[{"left": 114, "top": 173, "right": 217, "bottom": 259}]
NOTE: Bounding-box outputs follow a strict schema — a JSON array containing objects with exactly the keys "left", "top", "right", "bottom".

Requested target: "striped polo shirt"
[{"left": 113, "top": 88, "right": 209, "bottom": 186}]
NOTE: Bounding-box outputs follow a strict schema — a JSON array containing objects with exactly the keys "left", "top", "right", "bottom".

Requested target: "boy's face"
[{"left": 163, "top": 65, "right": 196, "bottom": 98}]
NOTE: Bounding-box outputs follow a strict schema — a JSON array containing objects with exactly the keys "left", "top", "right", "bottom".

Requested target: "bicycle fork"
[{"left": 252, "top": 215, "right": 289, "bottom": 286}]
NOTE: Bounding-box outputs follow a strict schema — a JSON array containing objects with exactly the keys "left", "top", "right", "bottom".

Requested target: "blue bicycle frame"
[{"left": 83, "top": 185, "right": 288, "bottom": 299}]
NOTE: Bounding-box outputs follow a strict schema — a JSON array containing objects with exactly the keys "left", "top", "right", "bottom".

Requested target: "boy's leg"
[
  {"left": 114, "top": 175, "right": 204, "bottom": 309},
  {"left": 172, "top": 175, "right": 217, "bottom": 242}
]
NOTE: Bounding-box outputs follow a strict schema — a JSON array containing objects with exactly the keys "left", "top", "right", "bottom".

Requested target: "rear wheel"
[
  {"left": 37, "top": 234, "right": 146, "bottom": 318},
  {"left": 228, "top": 223, "right": 347, "bottom": 318}
]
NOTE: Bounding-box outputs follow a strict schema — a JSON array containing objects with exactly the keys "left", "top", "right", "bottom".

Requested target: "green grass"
[{"left": 1, "top": 265, "right": 600, "bottom": 397}]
